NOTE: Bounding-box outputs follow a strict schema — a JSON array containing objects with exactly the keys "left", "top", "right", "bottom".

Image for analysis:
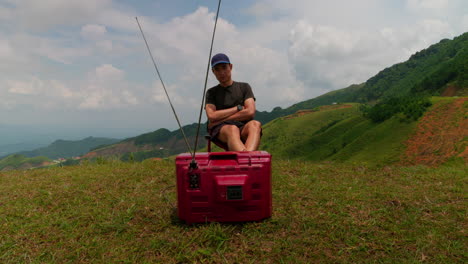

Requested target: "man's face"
[{"left": 212, "top": 63, "right": 232, "bottom": 84}]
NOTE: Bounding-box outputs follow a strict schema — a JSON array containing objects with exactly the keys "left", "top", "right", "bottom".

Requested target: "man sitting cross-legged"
[{"left": 205, "top": 53, "right": 262, "bottom": 151}]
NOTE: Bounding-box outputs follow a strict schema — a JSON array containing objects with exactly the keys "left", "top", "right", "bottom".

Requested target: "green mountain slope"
[
  {"left": 17, "top": 137, "right": 120, "bottom": 159},
  {"left": 260, "top": 104, "right": 410, "bottom": 164}
]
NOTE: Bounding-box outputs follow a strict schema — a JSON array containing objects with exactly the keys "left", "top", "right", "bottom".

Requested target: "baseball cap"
[{"left": 211, "top": 53, "right": 231, "bottom": 68}]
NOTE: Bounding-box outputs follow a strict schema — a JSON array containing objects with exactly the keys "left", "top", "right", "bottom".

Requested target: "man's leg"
[
  {"left": 218, "top": 125, "right": 246, "bottom": 151},
  {"left": 241, "top": 120, "right": 262, "bottom": 151}
]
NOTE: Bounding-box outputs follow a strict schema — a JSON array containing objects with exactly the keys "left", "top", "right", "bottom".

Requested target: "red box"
[{"left": 176, "top": 151, "right": 272, "bottom": 224}]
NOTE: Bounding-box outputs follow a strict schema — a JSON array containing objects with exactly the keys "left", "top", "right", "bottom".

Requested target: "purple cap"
[{"left": 211, "top": 53, "right": 231, "bottom": 68}]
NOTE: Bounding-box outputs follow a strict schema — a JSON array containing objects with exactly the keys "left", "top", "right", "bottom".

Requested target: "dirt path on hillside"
[
  {"left": 284, "top": 104, "right": 352, "bottom": 120},
  {"left": 402, "top": 97, "right": 467, "bottom": 166}
]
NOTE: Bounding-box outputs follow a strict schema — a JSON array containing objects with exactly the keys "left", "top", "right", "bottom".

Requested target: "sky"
[{"left": 0, "top": 0, "right": 467, "bottom": 145}]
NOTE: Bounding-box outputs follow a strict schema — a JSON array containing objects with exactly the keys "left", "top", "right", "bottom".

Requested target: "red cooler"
[{"left": 176, "top": 151, "right": 272, "bottom": 224}]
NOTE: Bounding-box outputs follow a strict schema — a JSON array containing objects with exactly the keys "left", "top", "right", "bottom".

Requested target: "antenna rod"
[
  {"left": 192, "top": 0, "right": 222, "bottom": 165},
  {"left": 135, "top": 17, "right": 193, "bottom": 156}
]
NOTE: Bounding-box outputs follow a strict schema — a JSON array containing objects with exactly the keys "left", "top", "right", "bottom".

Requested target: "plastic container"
[{"left": 175, "top": 151, "right": 272, "bottom": 224}]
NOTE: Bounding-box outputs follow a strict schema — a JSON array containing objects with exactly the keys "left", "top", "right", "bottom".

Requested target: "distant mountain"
[
  {"left": 0, "top": 142, "right": 48, "bottom": 157},
  {"left": 83, "top": 126, "right": 203, "bottom": 161},
  {"left": 17, "top": 137, "right": 121, "bottom": 159}
]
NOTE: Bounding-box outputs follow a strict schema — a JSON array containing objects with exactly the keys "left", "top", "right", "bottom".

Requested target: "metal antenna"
[
  {"left": 191, "top": 0, "right": 222, "bottom": 167},
  {"left": 135, "top": 17, "right": 193, "bottom": 156}
]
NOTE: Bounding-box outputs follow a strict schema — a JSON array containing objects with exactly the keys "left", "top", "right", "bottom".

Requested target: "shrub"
[{"left": 362, "top": 96, "right": 432, "bottom": 123}]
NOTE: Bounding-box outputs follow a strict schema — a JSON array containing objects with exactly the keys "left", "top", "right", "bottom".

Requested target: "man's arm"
[
  {"left": 205, "top": 104, "right": 238, "bottom": 123},
  {"left": 206, "top": 98, "right": 256, "bottom": 129}
]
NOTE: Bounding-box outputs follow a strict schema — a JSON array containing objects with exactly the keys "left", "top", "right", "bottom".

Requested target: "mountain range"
[{"left": 1, "top": 32, "right": 467, "bottom": 168}]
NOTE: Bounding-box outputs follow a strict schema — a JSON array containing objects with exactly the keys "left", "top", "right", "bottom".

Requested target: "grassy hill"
[
  {"left": 261, "top": 103, "right": 415, "bottom": 164},
  {"left": 0, "top": 159, "right": 465, "bottom": 262}
]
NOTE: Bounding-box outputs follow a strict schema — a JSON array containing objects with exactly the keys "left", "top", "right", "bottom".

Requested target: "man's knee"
[
  {"left": 220, "top": 125, "right": 241, "bottom": 139},
  {"left": 225, "top": 125, "right": 241, "bottom": 134},
  {"left": 246, "top": 120, "right": 262, "bottom": 133},
  {"left": 251, "top": 120, "right": 262, "bottom": 129}
]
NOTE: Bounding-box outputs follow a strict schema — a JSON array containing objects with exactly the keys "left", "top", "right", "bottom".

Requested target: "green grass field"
[{"left": 0, "top": 159, "right": 466, "bottom": 263}]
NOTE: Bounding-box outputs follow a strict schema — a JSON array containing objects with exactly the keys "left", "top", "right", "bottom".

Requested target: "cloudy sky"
[{"left": 0, "top": 0, "right": 467, "bottom": 145}]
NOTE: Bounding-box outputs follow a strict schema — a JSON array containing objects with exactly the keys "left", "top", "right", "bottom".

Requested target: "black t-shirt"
[{"left": 205, "top": 81, "right": 255, "bottom": 110}]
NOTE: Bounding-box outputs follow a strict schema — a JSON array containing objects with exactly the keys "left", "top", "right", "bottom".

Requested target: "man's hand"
[{"left": 206, "top": 98, "right": 256, "bottom": 128}]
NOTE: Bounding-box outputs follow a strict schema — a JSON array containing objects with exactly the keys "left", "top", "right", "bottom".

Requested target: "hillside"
[
  {"left": 261, "top": 103, "right": 410, "bottom": 164},
  {"left": 261, "top": 97, "right": 467, "bottom": 165},
  {"left": 403, "top": 97, "right": 468, "bottom": 166},
  {"left": 16, "top": 136, "right": 120, "bottom": 159}
]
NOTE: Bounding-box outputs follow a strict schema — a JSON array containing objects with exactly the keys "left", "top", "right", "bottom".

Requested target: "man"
[{"left": 205, "top": 53, "right": 262, "bottom": 151}]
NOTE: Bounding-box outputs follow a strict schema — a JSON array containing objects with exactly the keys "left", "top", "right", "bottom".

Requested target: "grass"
[
  {"left": 260, "top": 104, "right": 361, "bottom": 158},
  {"left": 332, "top": 114, "right": 417, "bottom": 164},
  {"left": 0, "top": 159, "right": 466, "bottom": 263}
]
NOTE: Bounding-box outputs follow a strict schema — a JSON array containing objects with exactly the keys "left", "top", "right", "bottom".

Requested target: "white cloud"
[
  {"left": 287, "top": 18, "right": 458, "bottom": 93},
  {"left": 78, "top": 64, "right": 139, "bottom": 110},
  {"left": 227, "top": 43, "right": 306, "bottom": 108},
  {"left": 0, "top": 39, "right": 12, "bottom": 58},
  {"left": 142, "top": 7, "right": 237, "bottom": 64},
  {"left": 7, "top": 79, "right": 40, "bottom": 95},
  {"left": 289, "top": 21, "right": 377, "bottom": 90},
  {"left": 0, "top": 64, "right": 138, "bottom": 111},
  {"left": 11, "top": 0, "right": 113, "bottom": 31},
  {"left": 97, "top": 8, "right": 140, "bottom": 33},
  {"left": 406, "top": 0, "right": 449, "bottom": 10},
  {"left": 94, "top": 64, "right": 125, "bottom": 82},
  {"left": 81, "top": 24, "right": 107, "bottom": 40},
  {"left": 0, "top": 5, "right": 12, "bottom": 20},
  {"left": 463, "top": 15, "right": 468, "bottom": 29},
  {"left": 7, "top": 33, "right": 91, "bottom": 64},
  {"left": 6, "top": 77, "right": 72, "bottom": 98}
]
